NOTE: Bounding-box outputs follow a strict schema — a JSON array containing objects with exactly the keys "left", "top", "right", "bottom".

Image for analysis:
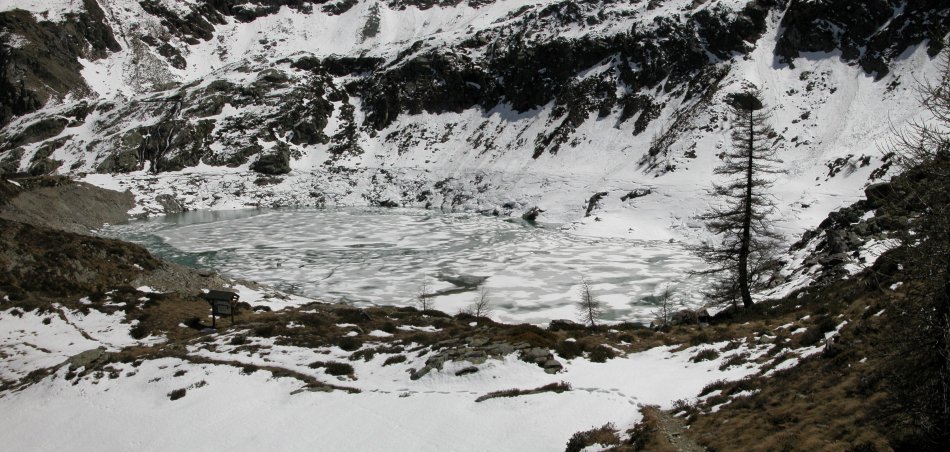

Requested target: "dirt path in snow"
[{"left": 644, "top": 406, "right": 706, "bottom": 452}]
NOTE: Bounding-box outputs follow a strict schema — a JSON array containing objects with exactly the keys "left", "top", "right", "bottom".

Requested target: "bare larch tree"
[
  {"left": 469, "top": 286, "right": 492, "bottom": 318},
  {"left": 416, "top": 274, "right": 433, "bottom": 311},
  {"left": 694, "top": 88, "right": 783, "bottom": 309},
  {"left": 576, "top": 277, "right": 603, "bottom": 327}
]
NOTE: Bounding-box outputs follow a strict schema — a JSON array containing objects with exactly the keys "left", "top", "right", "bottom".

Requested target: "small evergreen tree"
[{"left": 693, "top": 87, "right": 783, "bottom": 309}]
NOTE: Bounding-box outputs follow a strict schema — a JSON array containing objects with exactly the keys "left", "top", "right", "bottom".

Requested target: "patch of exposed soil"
[{"left": 645, "top": 407, "right": 705, "bottom": 452}]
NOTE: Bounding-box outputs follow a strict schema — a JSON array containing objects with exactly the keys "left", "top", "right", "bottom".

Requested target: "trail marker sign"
[
  {"left": 200, "top": 290, "right": 239, "bottom": 328},
  {"left": 212, "top": 300, "right": 232, "bottom": 316}
]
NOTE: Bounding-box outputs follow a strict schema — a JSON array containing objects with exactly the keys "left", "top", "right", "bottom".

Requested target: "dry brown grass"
[
  {"left": 475, "top": 381, "right": 571, "bottom": 403},
  {"left": 621, "top": 406, "right": 681, "bottom": 452},
  {"left": 565, "top": 422, "right": 621, "bottom": 452},
  {"left": 681, "top": 276, "right": 903, "bottom": 451}
]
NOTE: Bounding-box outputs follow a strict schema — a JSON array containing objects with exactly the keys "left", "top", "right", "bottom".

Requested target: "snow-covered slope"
[
  {"left": 0, "top": 296, "right": 826, "bottom": 451},
  {"left": 1, "top": 0, "right": 947, "bottom": 242}
]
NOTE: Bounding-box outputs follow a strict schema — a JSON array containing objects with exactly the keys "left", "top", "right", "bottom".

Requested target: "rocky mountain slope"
[
  {"left": 1, "top": 0, "right": 947, "bottom": 239},
  {"left": 2, "top": 3, "right": 949, "bottom": 447}
]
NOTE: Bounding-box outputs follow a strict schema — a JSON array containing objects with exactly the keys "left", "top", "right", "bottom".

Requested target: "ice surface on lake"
[{"left": 105, "top": 208, "right": 710, "bottom": 324}]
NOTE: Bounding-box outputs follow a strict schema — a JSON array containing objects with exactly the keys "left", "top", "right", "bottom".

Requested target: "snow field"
[
  {"left": 0, "top": 305, "right": 164, "bottom": 381},
  {"left": 0, "top": 338, "right": 764, "bottom": 452}
]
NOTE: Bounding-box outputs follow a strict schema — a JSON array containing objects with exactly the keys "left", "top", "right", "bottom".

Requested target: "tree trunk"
[
  {"left": 738, "top": 108, "right": 754, "bottom": 308},
  {"left": 939, "top": 243, "right": 950, "bottom": 424}
]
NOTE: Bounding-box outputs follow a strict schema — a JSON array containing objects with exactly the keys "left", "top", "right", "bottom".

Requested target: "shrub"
[
  {"left": 699, "top": 379, "right": 729, "bottom": 397},
  {"left": 721, "top": 340, "right": 743, "bottom": 351},
  {"left": 167, "top": 388, "right": 187, "bottom": 401},
  {"left": 691, "top": 348, "right": 720, "bottom": 362},
  {"left": 421, "top": 309, "right": 451, "bottom": 318},
  {"left": 430, "top": 318, "right": 451, "bottom": 329},
  {"left": 614, "top": 322, "right": 647, "bottom": 331},
  {"left": 383, "top": 355, "right": 407, "bottom": 366},
  {"left": 555, "top": 340, "right": 584, "bottom": 360},
  {"left": 335, "top": 308, "right": 371, "bottom": 324},
  {"left": 589, "top": 345, "right": 616, "bottom": 363},
  {"left": 298, "top": 313, "right": 326, "bottom": 328},
  {"left": 475, "top": 382, "right": 571, "bottom": 402},
  {"left": 349, "top": 348, "right": 377, "bottom": 362},
  {"left": 671, "top": 398, "right": 698, "bottom": 418},
  {"left": 565, "top": 423, "right": 619, "bottom": 452},
  {"left": 798, "top": 316, "right": 838, "bottom": 347},
  {"left": 689, "top": 330, "right": 712, "bottom": 346},
  {"left": 129, "top": 322, "right": 150, "bottom": 339},
  {"left": 335, "top": 336, "right": 362, "bottom": 351},
  {"left": 252, "top": 324, "right": 276, "bottom": 338},
  {"left": 323, "top": 362, "right": 354, "bottom": 376},
  {"left": 184, "top": 316, "right": 202, "bottom": 329},
  {"left": 634, "top": 329, "right": 655, "bottom": 338},
  {"left": 719, "top": 352, "right": 750, "bottom": 371},
  {"left": 229, "top": 335, "right": 247, "bottom": 346},
  {"left": 504, "top": 323, "right": 557, "bottom": 348},
  {"left": 767, "top": 341, "right": 788, "bottom": 356},
  {"left": 309, "top": 361, "right": 354, "bottom": 377},
  {"left": 626, "top": 408, "right": 662, "bottom": 451}
]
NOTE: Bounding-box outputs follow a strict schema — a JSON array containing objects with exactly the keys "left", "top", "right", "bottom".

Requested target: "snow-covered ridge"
[{"left": 1, "top": 0, "right": 947, "bottom": 249}]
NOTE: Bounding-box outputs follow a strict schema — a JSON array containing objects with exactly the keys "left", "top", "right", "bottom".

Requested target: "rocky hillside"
[
  {"left": 0, "top": 1, "right": 947, "bottom": 237},
  {"left": 1, "top": 173, "right": 945, "bottom": 450}
]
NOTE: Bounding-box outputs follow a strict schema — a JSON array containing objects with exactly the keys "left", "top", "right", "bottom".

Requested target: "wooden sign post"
[{"left": 200, "top": 290, "right": 239, "bottom": 329}]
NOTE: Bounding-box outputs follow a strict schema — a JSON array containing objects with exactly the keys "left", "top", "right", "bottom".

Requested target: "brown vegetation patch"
[
  {"left": 678, "top": 275, "right": 913, "bottom": 451},
  {"left": 565, "top": 423, "right": 621, "bottom": 452},
  {"left": 475, "top": 381, "right": 571, "bottom": 402}
]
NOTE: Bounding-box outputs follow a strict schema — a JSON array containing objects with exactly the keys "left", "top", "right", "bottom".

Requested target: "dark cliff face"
[
  {"left": 775, "top": 0, "right": 948, "bottom": 78},
  {"left": 360, "top": 0, "right": 773, "bottom": 136},
  {"left": 0, "top": 0, "right": 946, "bottom": 175},
  {"left": 0, "top": 0, "right": 119, "bottom": 128}
]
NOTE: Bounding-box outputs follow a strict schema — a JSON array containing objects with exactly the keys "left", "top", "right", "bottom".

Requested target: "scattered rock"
[
  {"left": 521, "top": 207, "right": 544, "bottom": 223},
  {"left": 467, "top": 336, "right": 490, "bottom": 347},
  {"left": 455, "top": 366, "right": 479, "bottom": 376},
  {"left": 548, "top": 319, "right": 585, "bottom": 331},
  {"left": 65, "top": 347, "right": 108, "bottom": 369},
  {"left": 864, "top": 181, "right": 895, "bottom": 208},
  {"left": 585, "top": 191, "right": 608, "bottom": 217},
  {"left": 251, "top": 145, "right": 292, "bottom": 175},
  {"left": 155, "top": 194, "right": 185, "bottom": 214},
  {"left": 167, "top": 388, "right": 187, "bottom": 401},
  {"left": 621, "top": 188, "right": 653, "bottom": 202},
  {"left": 542, "top": 359, "right": 563, "bottom": 374},
  {"left": 671, "top": 309, "right": 706, "bottom": 325},
  {"left": 439, "top": 274, "right": 488, "bottom": 288},
  {"left": 409, "top": 366, "right": 432, "bottom": 381}
]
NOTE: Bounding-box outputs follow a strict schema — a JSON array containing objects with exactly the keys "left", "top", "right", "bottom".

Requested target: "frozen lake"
[{"left": 104, "top": 208, "right": 711, "bottom": 325}]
